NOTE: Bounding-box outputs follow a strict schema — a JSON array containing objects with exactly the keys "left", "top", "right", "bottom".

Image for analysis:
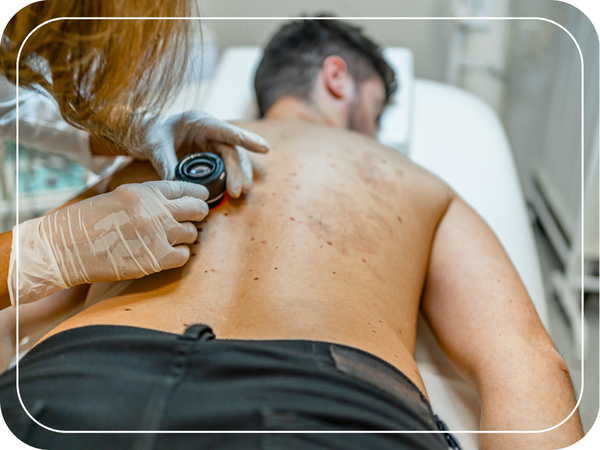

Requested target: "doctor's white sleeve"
[{"left": 0, "top": 75, "right": 101, "bottom": 172}]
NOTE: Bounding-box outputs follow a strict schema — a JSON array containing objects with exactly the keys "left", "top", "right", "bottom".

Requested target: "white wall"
[
  {"left": 196, "top": 0, "right": 454, "bottom": 84},
  {"left": 195, "top": 0, "right": 516, "bottom": 114},
  {"left": 454, "top": 0, "right": 512, "bottom": 114},
  {"left": 503, "top": 0, "right": 598, "bottom": 261}
]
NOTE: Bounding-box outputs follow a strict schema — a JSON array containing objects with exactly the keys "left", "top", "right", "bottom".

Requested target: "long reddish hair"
[{"left": 0, "top": 0, "right": 194, "bottom": 152}]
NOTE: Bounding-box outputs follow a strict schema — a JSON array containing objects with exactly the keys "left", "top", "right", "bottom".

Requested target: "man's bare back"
[{"left": 39, "top": 118, "right": 453, "bottom": 397}]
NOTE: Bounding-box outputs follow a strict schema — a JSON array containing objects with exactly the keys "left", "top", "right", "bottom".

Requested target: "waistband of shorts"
[{"left": 27, "top": 324, "right": 431, "bottom": 408}]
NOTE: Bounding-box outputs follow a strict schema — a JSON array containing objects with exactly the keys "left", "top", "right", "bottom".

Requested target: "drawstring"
[
  {"left": 435, "top": 414, "right": 463, "bottom": 450},
  {"left": 179, "top": 324, "right": 216, "bottom": 341}
]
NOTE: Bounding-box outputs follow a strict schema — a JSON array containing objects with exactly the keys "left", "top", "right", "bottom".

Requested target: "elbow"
[{"left": 473, "top": 338, "right": 575, "bottom": 397}]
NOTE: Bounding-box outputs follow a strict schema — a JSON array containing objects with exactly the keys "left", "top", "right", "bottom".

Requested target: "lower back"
[{"left": 40, "top": 119, "right": 452, "bottom": 396}]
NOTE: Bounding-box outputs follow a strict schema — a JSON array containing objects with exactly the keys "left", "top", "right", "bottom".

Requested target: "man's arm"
[{"left": 420, "top": 195, "right": 583, "bottom": 449}]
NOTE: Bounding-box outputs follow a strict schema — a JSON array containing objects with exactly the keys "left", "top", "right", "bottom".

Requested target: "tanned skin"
[
  {"left": 3, "top": 55, "right": 584, "bottom": 448},
  {"left": 38, "top": 116, "right": 583, "bottom": 449}
]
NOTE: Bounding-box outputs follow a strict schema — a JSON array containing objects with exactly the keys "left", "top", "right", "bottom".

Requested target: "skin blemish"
[
  {"left": 327, "top": 241, "right": 333, "bottom": 246},
  {"left": 397, "top": 216, "right": 403, "bottom": 223},
  {"left": 331, "top": 164, "right": 336, "bottom": 168},
  {"left": 290, "top": 217, "right": 295, "bottom": 221},
  {"left": 124, "top": 308, "right": 131, "bottom": 311},
  {"left": 333, "top": 272, "right": 336, "bottom": 274},
  {"left": 372, "top": 330, "right": 377, "bottom": 333},
  {"left": 205, "top": 271, "right": 208, "bottom": 273},
  {"left": 320, "top": 246, "right": 323, "bottom": 248},
  {"left": 251, "top": 238, "right": 255, "bottom": 241},
  {"left": 379, "top": 320, "right": 382, "bottom": 323},
  {"left": 183, "top": 324, "right": 189, "bottom": 328},
  {"left": 309, "top": 216, "right": 313, "bottom": 219},
  {"left": 211, "top": 269, "right": 216, "bottom": 272},
  {"left": 497, "top": 279, "right": 500, "bottom": 282},
  {"left": 319, "top": 222, "right": 323, "bottom": 225},
  {"left": 354, "top": 154, "right": 396, "bottom": 189},
  {"left": 362, "top": 259, "right": 366, "bottom": 263},
  {"left": 254, "top": 277, "right": 259, "bottom": 281},
  {"left": 262, "top": 240, "right": 266, "bottom": 244},
  {"left": 224, "top": 213, "right": 228, "bottom": 216},
  {"left": 276, "top": 246, "right": 279, "bottom": 249},
  {"left": 295, "top": 186, "right": 299, "bottom": 189},
  {"left": 274, "top": 268, "right": 278, "bottom": 270}
]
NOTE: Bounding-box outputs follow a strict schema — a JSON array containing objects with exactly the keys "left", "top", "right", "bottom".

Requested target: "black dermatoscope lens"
[{"left": 175, "top": 152, "right": 226, "bottom": 208}]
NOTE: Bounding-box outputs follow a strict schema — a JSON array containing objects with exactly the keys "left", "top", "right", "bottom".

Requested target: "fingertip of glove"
[
  {"left": 185, "top": 183, "right": 210, "bottom": 201},
  {"left": 196, "top": 202, "right": 209, "bottom": 221},
  {"left": 253, "top": 137, "right": 271, "bottom": 153},
  {"left": 165, "top": 245, "right": 191, "bottom": 269},
  {"left": 241, "top": 131, "right": 270, "bottom": 153},
  {"left": 242, "top": 181, "right": 252, "bottom": 194},
  {"left": 227, "top": 184, "right": 242, "bottom": 199}
]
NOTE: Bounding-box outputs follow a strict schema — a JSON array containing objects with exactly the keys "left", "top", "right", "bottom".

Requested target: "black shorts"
[{"left": 0, "top": 324, "right": 460, "bottom": 450}]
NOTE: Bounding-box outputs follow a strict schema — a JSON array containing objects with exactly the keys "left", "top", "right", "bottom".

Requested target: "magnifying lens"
[{"left": 175, "top": 152, "right": 226, "bottom": 208}]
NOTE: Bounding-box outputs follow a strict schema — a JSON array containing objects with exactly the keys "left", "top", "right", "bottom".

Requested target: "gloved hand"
[
  {"left": 132, "top": 111, "right": 270, "bottom": 196},
  {"left": 8, "top": 181, "right": 209, "bottom": 307}
]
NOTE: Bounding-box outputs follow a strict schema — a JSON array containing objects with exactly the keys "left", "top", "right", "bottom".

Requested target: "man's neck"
[{"left": 264, "top": 96, "right": 339, "bottom": 128}]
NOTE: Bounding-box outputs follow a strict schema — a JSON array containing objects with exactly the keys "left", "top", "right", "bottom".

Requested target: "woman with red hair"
[{"left": 0, "top": 1, "right": 269, "bottom": 309}]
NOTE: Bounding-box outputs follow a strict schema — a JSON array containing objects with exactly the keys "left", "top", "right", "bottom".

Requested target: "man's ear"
[{"left": 322, "top": 55, "right": 351, "bottom": 99}]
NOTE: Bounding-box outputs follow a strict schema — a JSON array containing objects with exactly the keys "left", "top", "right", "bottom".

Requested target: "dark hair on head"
[{"left": 254, "top": 14, "right": 397, "bottom": 117}]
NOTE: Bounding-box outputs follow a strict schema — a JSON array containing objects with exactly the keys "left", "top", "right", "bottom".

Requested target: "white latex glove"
[
  {"left": 133, "top": 111, "right": 270, "bottom": 196},
  {"left": 8, "top": 181, "right": 209, "bottom": 307}
]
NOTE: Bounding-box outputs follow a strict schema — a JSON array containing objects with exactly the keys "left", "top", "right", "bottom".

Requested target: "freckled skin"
[{"left": 40, "top": 119, "right": 451, "bottom": 398}]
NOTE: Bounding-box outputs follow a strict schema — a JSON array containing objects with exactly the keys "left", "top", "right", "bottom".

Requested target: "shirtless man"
[{"left": 0, "top": 18, "right": 584, "bottom": 450}]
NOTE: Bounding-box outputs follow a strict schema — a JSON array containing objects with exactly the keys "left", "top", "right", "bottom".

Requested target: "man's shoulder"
[{"left": 235, "top": 117, "right": 454, "bottom": 204}]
